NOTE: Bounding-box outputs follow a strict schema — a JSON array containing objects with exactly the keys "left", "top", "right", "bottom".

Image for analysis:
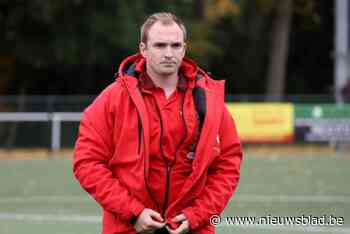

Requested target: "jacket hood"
[{"left": 117, "top": 53, "right": 202, "bottom": 81}]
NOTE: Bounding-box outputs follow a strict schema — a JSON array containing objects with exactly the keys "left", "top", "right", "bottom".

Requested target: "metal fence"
[
  {"left": 0, "top": 96, "right": 93, "bottom": 150},
  {"left": 0, "top": 95, "right": 349, "bottom": 113},
  {"left": 0, "top": 95, "right": 349, "bottom": 151},
  {"left": 0, "top": 112, "right": 82, "bottom": 151},
  {"left": 0, "top": 95, "right": 95, "bottom": 112}
]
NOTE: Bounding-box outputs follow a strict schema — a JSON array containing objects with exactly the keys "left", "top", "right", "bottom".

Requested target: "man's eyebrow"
[{"left": 152, "top": 41, "right": 183, "bottom": 45}]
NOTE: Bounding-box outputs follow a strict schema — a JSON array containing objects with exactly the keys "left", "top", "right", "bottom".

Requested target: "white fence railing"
[{"left": 0, "top": 112, "right": 82, "bottom": 151}]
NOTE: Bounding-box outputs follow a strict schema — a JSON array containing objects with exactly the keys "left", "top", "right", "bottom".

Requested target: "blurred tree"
[
  {"left": 194, "top": 0, "right": 205, "bottom": 18},
  {"left": 0, "top": 0, "right": 148, "bottom": 95},
  {"left": 0, "top": 0, "right": 334, "bottom": 98},
  {"left": 188, "top": 0, "right": 240, "bottom": 68},
  {"left": 265, "top": 0, "right": 293, "bottom": 100},
  {"left": 208, "top": 0, "right": 271, "bottom": 94},
  {"left": 207, "top": 0, "right": 333, "bottom": 98},
  {"left": 264, "top": 0, "right": 331, "bottom": 100},
  {"left": 287, "top": 0, "right": 333, "bottom": 95}
]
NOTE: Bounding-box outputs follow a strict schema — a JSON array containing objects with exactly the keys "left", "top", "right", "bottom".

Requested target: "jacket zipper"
[
  {"left": 131, "top": 91, "right": 161, "bottom": 213},
  {"left": 162, "top": 164, "right": 171, "bottom": 217},
  {"left": 161, "top": 92, "right": 188, "bottom": 217},
  {"left": 153, "top": 100, "right": 169, "bottom": 216}
]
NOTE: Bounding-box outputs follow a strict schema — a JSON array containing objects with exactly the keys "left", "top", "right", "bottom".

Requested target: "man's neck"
[{"left": 146, "top": 70, "right": 178, "bottom": 98}]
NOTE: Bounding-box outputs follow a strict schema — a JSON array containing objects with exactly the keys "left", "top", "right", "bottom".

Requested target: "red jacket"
[
  {"left": 73, "top": 54, "right": 243, "bottom": 234},
  {"left": 138, "top": 71, "right": 199, "bottom": 216}
]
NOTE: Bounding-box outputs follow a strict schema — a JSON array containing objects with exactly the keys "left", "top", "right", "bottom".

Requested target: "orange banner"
[{"left": 226, "top": 103, "right": 294, "bottom": 143}]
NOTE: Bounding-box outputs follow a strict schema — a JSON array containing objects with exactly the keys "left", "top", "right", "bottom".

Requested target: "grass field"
[{"left": 0, "top": 153, "right": 349, "bottom": 234}]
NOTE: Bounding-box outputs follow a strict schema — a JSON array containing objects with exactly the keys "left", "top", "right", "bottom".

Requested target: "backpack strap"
[{"left": 192, "top": 74, "right": 206, "bottom": 132}]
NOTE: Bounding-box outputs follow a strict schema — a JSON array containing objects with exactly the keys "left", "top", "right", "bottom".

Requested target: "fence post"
[{"left": 51, "top": 113, "right": 61, "bottom": 153}]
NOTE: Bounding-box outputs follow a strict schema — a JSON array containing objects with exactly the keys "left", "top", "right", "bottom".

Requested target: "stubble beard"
[{"left": 155, "top": 63, "right": 179, "bottom": 77}]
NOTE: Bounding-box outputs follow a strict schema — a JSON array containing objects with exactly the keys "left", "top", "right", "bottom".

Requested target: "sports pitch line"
[{"left": 1, "top": 194, "right": 350, "bottom": 203}]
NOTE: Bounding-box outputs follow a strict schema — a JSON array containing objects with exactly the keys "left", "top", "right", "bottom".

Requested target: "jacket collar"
[
  {"left": 117, "top": 53, "right": 197, "bottom": 84},
  {"left": 117, "top": 53, "right": 225, "bottom": 96},
  {"left": 139, "top": 72, "right": 188, "bottom": 94}
]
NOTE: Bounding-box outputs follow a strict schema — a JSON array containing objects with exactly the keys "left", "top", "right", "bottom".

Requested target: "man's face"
[{"left": 140, "top": 21, "right": 186, "bottom": 77}]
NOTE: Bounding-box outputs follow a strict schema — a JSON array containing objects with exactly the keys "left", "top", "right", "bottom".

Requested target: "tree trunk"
[
  {"left": 194, "top": 0, "right": 205, "bottom": 18},
  {"left": 266, "top": 0, "right": 293, "bottom": 101}
]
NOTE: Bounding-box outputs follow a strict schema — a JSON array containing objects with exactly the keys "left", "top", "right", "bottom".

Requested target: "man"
[{"left": 73, "top": 12, "right": 242, "bottom": 234}]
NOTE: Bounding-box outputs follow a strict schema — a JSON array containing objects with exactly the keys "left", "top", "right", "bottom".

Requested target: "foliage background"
[{"left": 0, "top": 0, "right": 334, "bottom": 97}]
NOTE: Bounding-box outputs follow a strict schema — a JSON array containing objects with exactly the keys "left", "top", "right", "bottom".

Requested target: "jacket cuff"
[
  {"left": 182, "top": 207, "right": 200, "bottom": 230},
  {"left": 131, "top": 200, "right": 145, "bottom": 217},
  {"left": 128, "top": 199, "right": 145, "bottom": 222}
]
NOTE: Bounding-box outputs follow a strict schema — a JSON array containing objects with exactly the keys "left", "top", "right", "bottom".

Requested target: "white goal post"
[{"left": 0, "top": 112, "right": 82, "bottom": 151}]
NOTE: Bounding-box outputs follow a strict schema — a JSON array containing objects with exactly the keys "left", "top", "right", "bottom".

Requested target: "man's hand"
[
  {"left": 166, "top": 214, "right": 189, "bottom": 234},
  {"left": 134, "top": 208, "right": 165, "bottom": 234}
]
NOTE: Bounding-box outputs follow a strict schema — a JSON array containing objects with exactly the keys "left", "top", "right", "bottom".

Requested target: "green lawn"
[{"left": 0, "top": 155, "right": 349, "bottom": 234}]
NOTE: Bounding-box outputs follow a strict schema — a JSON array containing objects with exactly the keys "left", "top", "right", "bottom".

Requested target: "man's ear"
[{"left": 139, "top": 42, "right": 146, "bottom": 57}]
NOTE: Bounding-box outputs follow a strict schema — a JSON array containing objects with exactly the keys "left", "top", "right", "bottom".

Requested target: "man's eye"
[
  {"left": 154, "top": 43, "right": 166, "bottom": 48},
  {"left": 172, "top": 43, "right": 182, "bottom": 49}
]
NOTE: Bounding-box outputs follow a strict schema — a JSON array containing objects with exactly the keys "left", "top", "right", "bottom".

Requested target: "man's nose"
[{"left": 164, "top": 46, "right": 173, "bottom": 58}]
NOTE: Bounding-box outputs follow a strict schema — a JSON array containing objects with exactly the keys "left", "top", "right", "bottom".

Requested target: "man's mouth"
[
  {"left": 161, "top": 61, "right": 176, "bottom": 65},
  {"left": 161, "top": 63, "right": 176, "bottom": 68}
]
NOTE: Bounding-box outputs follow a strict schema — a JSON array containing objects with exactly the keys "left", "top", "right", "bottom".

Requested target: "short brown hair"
[{"left": 140, "top": 12, "right": 187, "bottom": 43}]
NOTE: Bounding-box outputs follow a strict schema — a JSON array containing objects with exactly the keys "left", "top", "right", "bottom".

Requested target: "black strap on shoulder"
[
  {"left": 114, "top": 63, "right": 138, "bottom": 80},
  {"left": 125, "top": 63, "right": 138, "bottom": 77},
  {"left": 192, "top": 74, "right": 206, "bottom": 132}
]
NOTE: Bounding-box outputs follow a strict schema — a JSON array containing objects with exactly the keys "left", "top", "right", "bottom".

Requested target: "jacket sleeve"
[
  {"left": 73, "top": 87, "right": 145, "bottom": 222},
  {"left": 182, "top": 105, "right": 243, "bottom": 230}
]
